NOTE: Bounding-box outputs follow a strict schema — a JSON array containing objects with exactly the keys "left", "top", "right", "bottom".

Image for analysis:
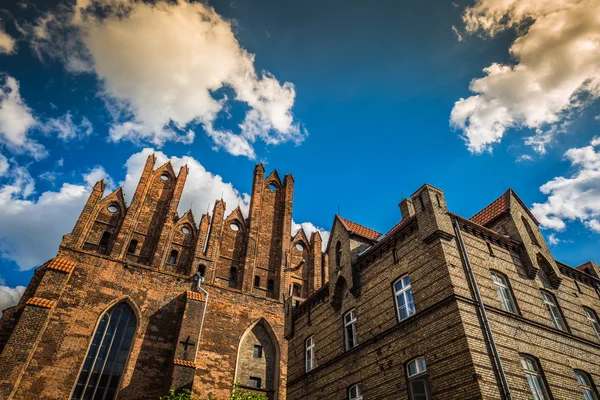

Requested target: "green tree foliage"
[{"left": 159, "top": 383, "right": 268, "bottom": 400}]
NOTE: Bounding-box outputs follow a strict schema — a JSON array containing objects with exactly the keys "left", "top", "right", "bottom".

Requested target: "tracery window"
[{"left": 71, "top": 302, "right": 137, "bottom": 400}]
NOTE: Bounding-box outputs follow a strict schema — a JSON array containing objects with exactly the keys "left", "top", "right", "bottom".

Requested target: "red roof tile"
[
  {"left": 470, "top": 192, "right": 509, "bottom": 227},
  {"left": 47, "top": 257, "right": 76, "bottom": 274},
  {"left": 338, "top": 216, "right": 382, "bottom": 241},
  {"left": 173, "top": 359, "right": 196, "bottom": 368},
  {"left": 26, "top": 297, "right": 56, "bottom": 309},
  {"left": 187, "top": 291, "right": 206, "bottom": 302}
]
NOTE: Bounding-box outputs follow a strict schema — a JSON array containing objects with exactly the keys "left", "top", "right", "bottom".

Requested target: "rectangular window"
[
  {"left": 305, "top": 336, "right": 315, "bottom": 372},
  {"left": 394, "top": 275, "right": 415, "bottom": 321},
  {"left": 541, "top": 291, "right": 567, "bottom": 331},
  {"left": 344, "top": 310, "right": 357, "bottom": 351},
  {"left": 575, "top": 370, "right": 599, "bottom": 400},
  {"left": 491, "top": 272, "right": 517, "bottom": 314},
  {"left": 348, "top": 384, "right": 363, "bottom": 400},
  {"left": 253, "top": 345, "right": 263, "bottom": 358},
  {"left": 249, "top": 377, "right": 261, "bottom": 389}
]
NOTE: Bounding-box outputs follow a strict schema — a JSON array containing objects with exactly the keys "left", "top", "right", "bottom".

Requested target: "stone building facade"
[
  {"left": 285, "top": 185, "right": 600, "bottom": 400},
  {"left": 0, "top": 156, "right": 324, "bottom": 400}
]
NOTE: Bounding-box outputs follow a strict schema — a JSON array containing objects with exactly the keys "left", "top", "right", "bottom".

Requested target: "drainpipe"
[
  {"left": 452, "top": 218, "right": 512, "bottom": 400},
  {"left": 194, "top": 274, "right": 209, "bottom": 364}
]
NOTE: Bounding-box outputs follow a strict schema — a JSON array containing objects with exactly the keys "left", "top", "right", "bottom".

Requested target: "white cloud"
[
  {"left": 0, "top": 74, "right": 46, "bottom": 159},
  {"left": 0, "top": 285, "right": 25, "bottom": 315},
  {"left": 516, "top": 154, "right": 534, "bottom": 163},
  {"left": 0, "top": 153, "right": 8, "bottom": 177},
  {"left": 0, "top": 163, "right": 99, "bottom": 270},
  {"left": 40, "top": 111, "right": 93, "bottom": 140},
  {"left": 531, "top": 136, "right": 600, "bottom": 233},
  {"left": 0, "top": 25, "right": 16, "bottom": 55},
  {"left": 547, "top": 233, "right": 560, "bottom": 245},
  {"left": 451, "top": 0, "right": 600, "bottom": 153},
  {"left": 452, "top": 25, "right": 463, "bottom": 42},
  {"left": 30, "top": 0, "right": 305, "bottom": 159}
]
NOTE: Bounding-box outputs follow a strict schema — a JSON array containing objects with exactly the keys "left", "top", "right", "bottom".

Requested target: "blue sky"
[{"left": 1, "top": 0, "right": 600, "bottom": 308}]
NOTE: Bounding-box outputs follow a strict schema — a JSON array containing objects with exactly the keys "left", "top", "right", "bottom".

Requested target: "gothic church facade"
[{"left": 0, "top": 156, "right": 324, "bottom": 400}]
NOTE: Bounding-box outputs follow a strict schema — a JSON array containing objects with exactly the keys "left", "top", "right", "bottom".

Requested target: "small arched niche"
[{"left": 234, "top": 318, "right": 280, "bottom": 399}]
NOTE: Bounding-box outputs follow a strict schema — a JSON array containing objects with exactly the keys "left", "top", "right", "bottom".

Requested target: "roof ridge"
[{"left": 338, "top": 215, "right": 382, "bottom": 241}]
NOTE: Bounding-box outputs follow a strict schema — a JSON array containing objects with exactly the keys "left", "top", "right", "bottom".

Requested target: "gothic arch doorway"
[{"left": 234, "top": 318, "right": 280, "bottom": 400}]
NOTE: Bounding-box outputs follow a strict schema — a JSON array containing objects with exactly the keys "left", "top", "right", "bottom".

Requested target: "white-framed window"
[
  {"left": 541, "top": 291, "right": 567, "bottom": 331},
  {"left": 520, "top": 355, "right": 550, "bottom": 400},
  {"left": 344, "top": 310, "right": 357, "bottom": 351},
  {"left": 406, "top": 357, "right": 431, "bottom": 400},
  {"left": 394, "top": 275, "right": 415, "bottom": 321},
  {"left": 575, "top": 370, "right": 599, "bottom": 400},
  {"left": 348, "top": 383, "right": 363, "bottom": 400},
  {"left": 491, "top": 272, "right": 517, "bottom": 314},
  {"left": 305, "top": 336, "right": 315, "bottom": 372},
  {"left": 584, "top": 308, "right": 600, "bottom": 340}
]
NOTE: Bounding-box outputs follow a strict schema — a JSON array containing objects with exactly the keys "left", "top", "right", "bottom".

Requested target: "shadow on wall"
[{"left": 119, "top": 295, "right": 185, "bottom": 400}]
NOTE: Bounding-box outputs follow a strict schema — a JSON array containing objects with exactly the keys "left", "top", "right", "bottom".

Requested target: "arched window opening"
[
  {"left": 198, "top": 264, "right": 206, "bottom": 278},
  {"left": 406, "top": 357, "right": 431, "bottom": 400},
  {"left": 520, "top": 354, "right": 551, "bottom": 400},
  {"left": 348, "top": 383, "right": 363, "bottom": 400},
  {"left": 168, "top": 250, "right": 178, "bottom": 265},
  {"left": 335, "top": 241, "right": 342, "bottom": 268},
  {"left": 126, "top": 239, "right": 138, "bottom": 254},
  {"left": 71, "top": 302, "right": 137, "bottom": 400},
  {"left": 575, "top": 370, "right": 599, "bottom": 400},
  {"left": 254, "top": 275, "right": 261, "bottom": 288},
  {"left": 522, "top": 216, "right": 540, "bottom": 246},
  {"left": 235, "top": 319, "right": 280, "bottom": 396},
  {"left": 267, "top": 279, "right": 274, "bottom": 291},
  {"left": 99, "top": 231, "right": 111, "bottom": 247}
]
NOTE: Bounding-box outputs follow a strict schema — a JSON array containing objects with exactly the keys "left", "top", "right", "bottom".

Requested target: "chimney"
[{"left": 399, "top": 198, "right": 415, "bottom": 220}]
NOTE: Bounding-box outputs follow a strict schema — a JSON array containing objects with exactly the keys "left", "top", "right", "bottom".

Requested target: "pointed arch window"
[
  {"left": 335, "top": 241, "right": 342, "bottom": 268},
  {"left": 126, "top": 240, "right": 138, "bottom": 254},
  {"left": 168, "top": 250, "right": 178, "bottom": 265},
  {"left": 99, "top": 232, "right": 111, "bottom": 247},
  {"left": 197, "top": 264, "right": 206, "bottom": 278},
  {"left": 71, "top": 302, "right": 137, "bottom": 400}
]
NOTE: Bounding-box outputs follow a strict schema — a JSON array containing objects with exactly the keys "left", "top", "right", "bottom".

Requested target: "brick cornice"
[
  {"left": 25, "top": 297, "right": 56, "bottom": 309},
  {"left": 186, "top": 291, "right": 205, "bottom": 302}
]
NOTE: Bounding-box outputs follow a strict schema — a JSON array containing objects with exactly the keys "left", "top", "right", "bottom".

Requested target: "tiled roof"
[
  {"left": 47, "top": 257, "right": 76, "bottom": 274},
  {"left": 187, "top": 291, "right": 206, "bottom": 302},
  {"left": 338, "top": 216, "right": 382, "bottom": 242},
  {"left": 470, "top": 192, "right": 509, "bottom": 227},
  {"left": 26, "top": 297, "right": 56, "bottom": 309},
  {"left": 173, "top": 359, "right": 196, "bottom": 368}
]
